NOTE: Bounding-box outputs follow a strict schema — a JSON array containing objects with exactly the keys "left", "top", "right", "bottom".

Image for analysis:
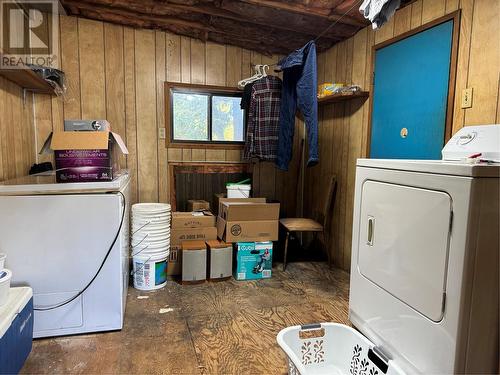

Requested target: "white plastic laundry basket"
[{"left": 277, "top": 323, "right": 404, "bottom": 375}]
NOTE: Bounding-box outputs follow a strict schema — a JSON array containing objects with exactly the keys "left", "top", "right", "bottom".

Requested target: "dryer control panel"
[{"left": 442, "top": 124, "right": 500, "bottom": 162}]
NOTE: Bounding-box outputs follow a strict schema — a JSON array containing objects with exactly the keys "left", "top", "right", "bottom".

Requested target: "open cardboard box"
[
  {"left": 216, "top": 198, "right": 280, "bottom": 242},
  {"left": 171, "top": 211, "right": 216, "bottom": 229},
  {"left": 40, "top": 131, "right": 128, "bottom": 183}
]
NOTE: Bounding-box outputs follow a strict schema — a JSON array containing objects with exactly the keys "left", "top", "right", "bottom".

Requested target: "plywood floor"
[{"left": 21, "top": 262, "right": 350, "bottom": 375}]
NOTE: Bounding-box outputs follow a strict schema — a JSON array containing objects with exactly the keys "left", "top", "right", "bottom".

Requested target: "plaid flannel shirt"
[{"left": 244, "top": 76, "right": 282, "bottom": 161}]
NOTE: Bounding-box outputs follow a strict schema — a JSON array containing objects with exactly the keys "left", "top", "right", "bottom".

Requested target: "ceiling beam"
[{"left": 238, "top": 0, "right": 367, "bottom": 27}]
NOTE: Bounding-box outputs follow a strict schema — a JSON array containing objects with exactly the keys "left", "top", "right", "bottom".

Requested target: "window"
[{"left": 166, "top": 82, "right": 245, "bottom": 148}]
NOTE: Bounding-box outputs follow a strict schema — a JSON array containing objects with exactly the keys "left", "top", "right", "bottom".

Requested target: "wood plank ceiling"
[{"left": 60, "top": 0, "right": 372, "bottom": 55}]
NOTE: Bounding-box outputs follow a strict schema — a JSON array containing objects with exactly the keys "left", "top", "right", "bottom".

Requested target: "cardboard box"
[
  {"left": 234, "top": 242, "right": 273, "bottom": 281},
  {"left": 171, "top": 211, "right": 216, "bottom": 229},
  {"left": 217, "top": 218, "right": 278, "bottom": 242},
  {"left": 218, "top": 198, "right": 266, "bottom": 218},
  {"left": 40, "top": 131, "right": 128, "bottom": 183},
  {"left": 187, "top": 200, "right": 210, "bottom": 212},
  {"left": 168, "top": 227, "right": 218, "bottom": 276},
  {"left": 220, "top": 201, "right": 280, "bottom": 221}
]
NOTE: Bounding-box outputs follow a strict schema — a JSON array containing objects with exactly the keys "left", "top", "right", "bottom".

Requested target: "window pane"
[
  {"left": 172, "top": 92, "right": 208, "bottom": 141},
  {"left": 211, "top": 96, "right": 244, "bottom": 142}
]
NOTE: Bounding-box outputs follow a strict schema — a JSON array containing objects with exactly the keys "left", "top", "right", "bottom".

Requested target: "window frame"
[{"left": 165, "top": 82, "right": 245, "bottom": 149}]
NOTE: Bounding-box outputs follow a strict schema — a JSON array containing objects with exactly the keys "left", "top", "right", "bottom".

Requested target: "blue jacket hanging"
[{"left": 276, "top": 40, "right": 319, "bottom": 171}]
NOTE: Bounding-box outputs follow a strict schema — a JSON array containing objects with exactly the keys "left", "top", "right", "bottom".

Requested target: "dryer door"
[{"left": 357, "top": 181, "right": 452, "bottom": 321}]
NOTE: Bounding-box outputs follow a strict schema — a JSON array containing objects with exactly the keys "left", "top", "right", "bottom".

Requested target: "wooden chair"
[{"left": 280, "top": 175, "right": 337, "bottom": 271}]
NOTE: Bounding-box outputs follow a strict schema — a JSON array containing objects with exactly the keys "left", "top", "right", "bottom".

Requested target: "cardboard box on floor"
[
  {"left": 187, "top": 199, "right": 210, "bottom": 212},
  {"left": 216, "top": 198, "right": 280, "bottom": 242},
  {"left": 40, "top": 131, "right": 128, "bottom": 183},
  {"left": 168, "top": 212, "right": 217, "bottom": 276}
]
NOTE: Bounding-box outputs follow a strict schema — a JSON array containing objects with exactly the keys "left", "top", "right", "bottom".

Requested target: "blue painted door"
[{"left": 370, "top": 20, "right": 454, "bottom": 160}]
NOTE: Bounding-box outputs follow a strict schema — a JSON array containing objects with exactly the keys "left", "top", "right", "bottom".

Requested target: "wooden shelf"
[
  {"left": 318, "top": 91, "right": 369, "bottom": 104},
  {"left": 0, "top": 68, "right": 56, "bottom": 94}
]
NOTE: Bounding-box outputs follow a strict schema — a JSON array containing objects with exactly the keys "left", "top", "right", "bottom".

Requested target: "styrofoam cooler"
[
  {"left": 0, "top": 287, "right": 33, "bottom": 375},
  {"left": 277, "top": 323, "right": 404, "bottom": 375}
]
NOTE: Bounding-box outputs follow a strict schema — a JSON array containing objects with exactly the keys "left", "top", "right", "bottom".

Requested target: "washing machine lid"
[
  {"left": 0, "top": 170, "right": 130, "bottom": 195},
  {"left": 358, "top": 125, "right": 500, "bottom": 177}
]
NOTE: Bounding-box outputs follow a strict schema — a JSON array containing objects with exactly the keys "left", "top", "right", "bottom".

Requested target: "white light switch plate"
[{"left": 461, "top": 88, "right": 473, "bottom": 108}]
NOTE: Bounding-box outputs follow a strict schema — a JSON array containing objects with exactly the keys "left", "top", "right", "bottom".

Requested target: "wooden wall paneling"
[
  {"left": 446, "top": 0, "right": 460, "bottom": 12},
  {"left": 168, "top": 148, "right": 183, "bottom": 162},
  {"left": 258, "top": 54, "right": 278, "bottom": 200},
  {"left": 34, "top": 94, "right": 53, "bottom": 164},
  {"left": 78, "top": 19, "right": 106, "bottom": 119},
  {"left": 135, "top": 29, "right": 158, "bottom": 202},
  {"left": 206, "top": 42, "right": 226, "bottom": 86},
  {"left": 226, "top": 46, "right": 242, "bottom": 87},
  {"left": 225, "top": 149, "right": 242, "bottom": 162},
  {"left": 0, "top": 80, "right": 7, "bottom": 180},
  {"left": 343, "top": 30, "right": 368, "bottom": 271},
  {"left": 2, "top": 82, "right": 17, "bottom": 179},
  {"left": 20, "top": 92, "right": 35, "bottom": 175},
  {"left": 166, "top": 33, "right": 181, "bottom": 83},
  {"left": 422, "top": 0, "right": 446, "bottom": 23},
  {"left": 59, "top": 15, "right": 81, "bottom": 120},
  {"left": 205, "top": 149, "right": 226, "bottom": 162},
  {"left": 10, "top": 84, "right": 24, "bottom": 176},
  {"left": 191, "top": 149, "right": 207, "bottom": 161},
  {"left": 374, "top": 13, "right": 395, "bottom": 44},
  {"left": 329, "top": 41, "right": 348, "bottom": 268},
  {"left": 123, "top": 27, "right": 139, "bottom": 204},
  {"left": 48, "top": 14, "right": 64, "bottom": 132},
  {"left": 410, "top": 0, "right": 423, "bottom": 29},
  {"left": 249, "top": 51, "right": 262, "bottom": 197},
  {"left": 191, "top": 39, "right": 206, "bottom": 85},
  {"left": 180, "top": 36, "right": 191, "bottom": 84},
  {"left": 340, "top": 38, "right": 355, "bottom": 270},
  {"left": 394, "top": 5, "right": 412, "bottom": 36},
  {"left": 104, "top": 23, "right": 126, "bottom": 168},
  {"left": 156, "top": 31, "right": 168, "bottom": 203},
  {"left": 464, "top": 0, "right": 499, "bottom": 125},
  {"left": 361, "top": 28, "right": 376, "bottom": 158},
  {"left": 182, "top": 149, "right": 193, "bottom": 162}
]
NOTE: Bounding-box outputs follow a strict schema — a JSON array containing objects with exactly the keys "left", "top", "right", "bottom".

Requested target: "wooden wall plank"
[
  {"left": 410, "top": 0, "right": 423, "bottom": 28},
  {"left": 190, "top": 39, "right": 206, "bottom": 85},
  {"left": 166, "top": 33, "right": 181, "bottom": 83},
  {"left": 78, "top": 19, "right": 106, "bottom": 119},
  {"left": 104, "top": 23, "right": 126, "bottom": 168},
  {"left": 124, "top": 27, "right": 139, "bottom": 204},
  {"left": 374, "top": 14, "right": 395, "bottom": 44},
  {"left": 180, "top": 36, "right": 191, "bottom": 84},
  {"left": 135, "top": 29, "right": 158, "bottom": 202},
  {"left": 422, "top": 0, "right": 446, "bottom": 23},
  {"left": 394, "top": 5, "right": 412, "bottom": 36},
  {"left": 451, "top": 0, "right": 474, "bottom": 133},
  {"left": 226, "top": 46, "right": 242, "bottom": 88},
  {"left": 60, "top": 15, "right": 81, "bottom": 120},
  {"left": 464, "top": 0, "right": 499, "bottom": 125},
  {"left": 191, "top": 149, "right": 207, "bottom": 161},
  {"left": 156, "top": 31, "right": 168, "bottom": 203},
  {"left": 206, "top": 42, "right": 226, "bottom": 86}
]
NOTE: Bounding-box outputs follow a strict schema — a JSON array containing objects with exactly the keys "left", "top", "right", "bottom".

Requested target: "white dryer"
[
  {"left": 0, "top": 171, "right": 131, "bottom": 338},
  {"left": 349, "top": 125, "right": 499, "bottom": 374}
]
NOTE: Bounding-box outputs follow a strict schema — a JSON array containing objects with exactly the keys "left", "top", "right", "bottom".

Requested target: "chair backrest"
[{"left": 314, "top": 175, "right": 337, "bottom": 230}]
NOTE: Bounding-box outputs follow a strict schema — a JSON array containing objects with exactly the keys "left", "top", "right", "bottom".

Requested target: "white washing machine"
[
  {"left": 0, "top": 171, "right": 130, "bottom": 338},
  {"left": 349, "top": 125, "right": 499, "bottom": 374}
]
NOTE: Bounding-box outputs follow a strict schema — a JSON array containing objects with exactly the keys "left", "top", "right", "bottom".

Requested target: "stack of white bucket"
[{"left": 131, "top": 203, "right": 171, "bottom": 290}]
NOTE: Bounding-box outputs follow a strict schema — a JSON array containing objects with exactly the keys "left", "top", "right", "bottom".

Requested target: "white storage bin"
[
  {"left": 277, "top": 323, "right": 404, "bottom": 375},
  {"left": 226, "top": 184, "right": 251, "bottom": 198}
]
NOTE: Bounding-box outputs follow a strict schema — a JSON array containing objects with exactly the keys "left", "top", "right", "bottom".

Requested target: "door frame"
[{"left": 366, "top": 10, "right": 461, "bottom": 157}]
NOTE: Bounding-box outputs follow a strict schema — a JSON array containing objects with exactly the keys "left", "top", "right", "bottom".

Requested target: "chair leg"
[{"left": 283, "top": 231, "right": 290, "bottom": 271}]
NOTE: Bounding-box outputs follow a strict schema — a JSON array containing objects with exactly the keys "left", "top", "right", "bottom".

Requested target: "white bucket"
[
  {"left": 133, "top": 252, "right": 168, "bottom": 291},
  {"left": 0, "top": 268, "right": 12, "bottom": 306},
  {"left": 0, "top": 253, "right": 5, "bottom": 269},
  {"left": 227, "top": 184, "right": 251, "bottom": 198}
]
